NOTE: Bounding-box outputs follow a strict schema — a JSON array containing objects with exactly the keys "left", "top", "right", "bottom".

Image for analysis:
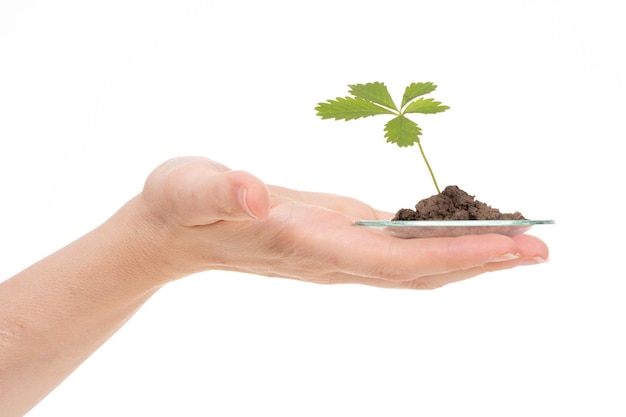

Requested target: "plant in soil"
[{"left": 315, "top": 82, "right": 525, "bottom": 221}]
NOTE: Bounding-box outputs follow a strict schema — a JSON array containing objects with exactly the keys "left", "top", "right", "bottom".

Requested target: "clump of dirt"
[{"left": 392, "top": 185, "right": 525, "bottom": 221}]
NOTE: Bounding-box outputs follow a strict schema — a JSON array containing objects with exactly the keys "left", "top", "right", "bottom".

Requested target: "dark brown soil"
[{"left": 392, "top": 185, "right": 525, "bottom": 221}]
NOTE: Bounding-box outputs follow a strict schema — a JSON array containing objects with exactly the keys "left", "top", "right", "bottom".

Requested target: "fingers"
[
  {"left": 264, "top": 186, "right": 550, "bottom": 280},
  {"left": 259, "top": 200, "right": 548, "bottom": 286},
  {"left": 275, "top": 233, "right": 549, "bottom": 290},
  {"left": 310, "top": 221, "right": 547, "bottom": 283},
  {"left": 323, "top": 228, "right": 523, "bottom": 280},
  {"left": 355, "top": 233, "right": 548, "bottom": 288},
  {"left": 510, "top": 233, "right": 550, "bottom": 261},
  {"left": 374, "top": 233, "right": 548, "bottom": 282},
  {"left": 271, "top": 250, "right": 545, "bottom": 290}
]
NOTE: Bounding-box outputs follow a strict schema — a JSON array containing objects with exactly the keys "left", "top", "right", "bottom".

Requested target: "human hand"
[
  {"left": 140, "top": 157, "right": 549, "bottom": 289},
  {"left": 1, "top": 156, "right": 550, "bottom": 417}
]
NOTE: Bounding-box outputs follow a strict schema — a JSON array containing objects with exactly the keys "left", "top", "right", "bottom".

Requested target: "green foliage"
[
  {"left": 315, "top": 81, "right": 448, "bottom": 147},
  {"left": 384, "top": 115, "right": 422, "bottom": 147},
  {"left": 401, "top": 82, "right": 438, "bottom": 108},
  {"left": 349, "top": 82, "right": 398, "bottom": 111},
  {"left": 315, "top": 82, "right": 449, "bottom": 193},
  {"left": 315, "top": 97, "right": 395, "bottom": 121}
]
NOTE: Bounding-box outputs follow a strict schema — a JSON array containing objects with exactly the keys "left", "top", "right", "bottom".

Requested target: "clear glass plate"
[{"left": 355, "top": 220, "right": 555, "bottom": 238}]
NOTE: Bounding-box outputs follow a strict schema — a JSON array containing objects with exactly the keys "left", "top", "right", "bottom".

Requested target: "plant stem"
[{"left": 417, "top": 142, "right": 440, "bottom": 194}]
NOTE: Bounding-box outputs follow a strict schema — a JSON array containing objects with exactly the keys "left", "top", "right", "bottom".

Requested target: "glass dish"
[{"left": 355, "top": 219, "right": 555, "bottom": 238}]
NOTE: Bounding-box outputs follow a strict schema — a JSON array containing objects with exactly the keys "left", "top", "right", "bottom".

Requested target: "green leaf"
[
  {"left": 315, "top": 97, "right": 395, "bottom": 121},
  {"left": 403, "top": 97, "right": 450, "bottom": 114},
  {"left": 401, "top": 82, "right": 437, "bottom": 108},
  {"left": 384, "top": 115, "right": 422, "bottom": 147},
  {"left": 348, "top": 82, "right": 398, "bottom": 111}
]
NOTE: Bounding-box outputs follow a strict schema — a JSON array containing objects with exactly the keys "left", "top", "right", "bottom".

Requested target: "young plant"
[{"left": 315, "top": 82, "right": 449, "bottom": 194}]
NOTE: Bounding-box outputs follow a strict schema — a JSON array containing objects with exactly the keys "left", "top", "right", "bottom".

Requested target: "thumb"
[
  {"left": 144, "top": 157, "right": 271, "bottom": 226},
  {"left": 181, "top": 169, "right": 271, "bottom": 225}
]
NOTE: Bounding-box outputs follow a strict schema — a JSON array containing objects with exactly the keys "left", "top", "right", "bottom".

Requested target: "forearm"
[{"left": 0, "top": 195, "right": 173, "bottom": 417}]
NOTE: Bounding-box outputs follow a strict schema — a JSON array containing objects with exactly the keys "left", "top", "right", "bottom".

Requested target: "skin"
[{"left": 0, "top": 157, "right": 549, "bottom": 416}]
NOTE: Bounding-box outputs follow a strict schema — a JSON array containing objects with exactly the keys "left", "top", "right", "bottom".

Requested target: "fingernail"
[
  {"left": 520, "top": 256, "right": 549, "bottom": 266},
  {"left": 238, "top": 187, "right": 258, "bottom": 219},
  {"left": 489, "top": 253, "right": 521, "bottom": 263}
]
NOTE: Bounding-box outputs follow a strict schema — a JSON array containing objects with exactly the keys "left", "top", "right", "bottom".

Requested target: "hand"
[
  {"left": 0, "top": 156, "right": 550, "bottom": 416},
  {"left": 140, "top": 157, "right": 549, "bottom": 289}
]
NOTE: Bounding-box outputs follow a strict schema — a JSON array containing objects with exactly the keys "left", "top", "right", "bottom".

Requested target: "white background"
[{"left": 1, "top": 1, "right": 624, "bottom": 416}]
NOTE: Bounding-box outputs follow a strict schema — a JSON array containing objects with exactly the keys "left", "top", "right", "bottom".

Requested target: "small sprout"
[{"left": 315, "top": 82, "right": 449, "bottom": 194}]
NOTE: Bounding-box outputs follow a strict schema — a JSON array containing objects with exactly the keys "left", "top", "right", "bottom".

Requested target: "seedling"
[{"left": 315, "top": 82, "right": 449, "bottom": 194}]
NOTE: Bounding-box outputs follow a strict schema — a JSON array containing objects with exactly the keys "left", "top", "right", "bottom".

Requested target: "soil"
[{"left": 392, "top": 185, "right": 525, "bottom": 221}]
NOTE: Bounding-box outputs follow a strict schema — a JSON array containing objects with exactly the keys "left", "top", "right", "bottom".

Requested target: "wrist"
[{"left": 99, "top": 193, "right": 186, "bottom": 289}]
